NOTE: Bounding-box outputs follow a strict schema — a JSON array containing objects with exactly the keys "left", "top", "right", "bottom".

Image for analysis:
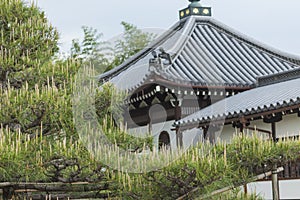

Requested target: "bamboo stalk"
[
  {"left": 0, "top": 183, "right": 12, "bottom": 187},
  {"left": 12, "top": 184, "right": 108, "bottom": 193},
  {"left": 0, "top": 181, "right": 111, "bottom": 188}
]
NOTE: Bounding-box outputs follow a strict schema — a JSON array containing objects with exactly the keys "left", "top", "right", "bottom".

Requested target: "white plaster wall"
[
  {"left": 127, "top": 125, "right": 149, "bottom": 137},
  {"left": 248, "top": 180, "right": 300, "bottom": 199},
  {"left": 128, "top": 120, "right": 205, "bottom": 151},
  {"left": 219, "top": 125, "right": 239, "bottom": 142},
  {"left": 277, "top": 113, "right": 300, "bottom": 137},
  {"left": 128, "top": 120, "right": 177, "bottom": 150},
  {"left": 128, "top": 113, "right": 300, "bottom": 150},
  {"left": 152, "top": 120, "right": 176, "bottom": 150},
  {"left": 182, "top": 128, "right": 204, "bottom": 149},
  {"left": 218, "top": 113, "right": 300, "bottom": 142}
]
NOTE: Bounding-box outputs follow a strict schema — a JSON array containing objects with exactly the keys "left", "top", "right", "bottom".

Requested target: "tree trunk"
[{"left": 0, "top": 69, "right": 8, "bottom": 89}]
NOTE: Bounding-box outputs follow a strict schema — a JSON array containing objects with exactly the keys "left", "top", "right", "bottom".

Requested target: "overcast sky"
[{"left": 31, "top": 0, "right": 300, "bottom": 56}]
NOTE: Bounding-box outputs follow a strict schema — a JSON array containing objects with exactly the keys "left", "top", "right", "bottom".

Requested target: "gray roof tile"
[
  {"left": 99, "top": 16, "right": 300, "bottom": 91},
  {"left": 176, "top": 78, "right": 300, "bottom": 127}
]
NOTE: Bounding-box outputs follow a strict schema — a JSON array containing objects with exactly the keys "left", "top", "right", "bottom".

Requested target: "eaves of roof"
[{"left": 175, "top": 78, "right": 300, "bottom": 128}]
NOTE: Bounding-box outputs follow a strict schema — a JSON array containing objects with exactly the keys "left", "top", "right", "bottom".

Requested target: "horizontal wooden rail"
[{"left": 0, "top": 182, "right": 112, "bottom": 200}]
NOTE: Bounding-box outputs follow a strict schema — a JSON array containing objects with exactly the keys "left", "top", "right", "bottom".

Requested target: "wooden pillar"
[
  {"left": 176, "top": 128, "right": 183, "bottom": 148},
  {"left": 175, "top": 100, "right": 183, "bottom": 148},
  {"left": 240, "top": 117, "right": 248, "bottom": 133},
  {"left": 263, "top": 114, "right": 282, "bottom": 200},
  {"left": 271, "top": 122, "right": 280, "bottom": 200},
  {"left": 243, "top": 184, "right": 248, "bottom": 195},
  {"left": 272, "top": 164, "right": 280, "bottom": 200},
  {"left": 203, "top": 126, "right": 208, "bottom": 140},
  {"left": 271, "top": 122, "right": 277, "bottom": 143},
  {"left": 148, "top": 119, "right": 152, "bottom": 135},
  {"left": 174, "top": 101, "right": 181, "bottom": 121}
]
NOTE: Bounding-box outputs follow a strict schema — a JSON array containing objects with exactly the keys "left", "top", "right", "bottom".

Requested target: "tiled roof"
[
  {"left": 175, "top": 77, "right": 300, "bottom": 127},
  {"left": 257, "top": 67, "right": 300, "bottom": 87},
  {"left": 99, "top": 16, "right": 300, "bottom": 91}
]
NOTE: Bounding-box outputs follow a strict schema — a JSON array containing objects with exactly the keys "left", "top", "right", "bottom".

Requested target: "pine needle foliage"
[
  {"left": 116, "top": 134, "right": 300, "bottom": 200},
  {"left": 0, "top": 0, "right": 59, "bottom": 88}
]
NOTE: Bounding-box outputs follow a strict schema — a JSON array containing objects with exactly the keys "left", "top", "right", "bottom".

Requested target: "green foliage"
[
  {"left": 95, "top": 83, "right": 124, "bottom": 124},
  {"left": 116, "top": 134, "right": 300, "bottom": 200},
  {"left": 212, "top": 190, "right": 264, "bottom": 200},
  {"left": 95, "top": 83, "right": 153, "bottom": 151},
  {"left": 0, "top": 0, "right": 59, "bottom": 88},
  {"left": 109, "top": 21, "right": 155, "bottom": 69},
  {"left": 70, "top": 22, "right": 155, "bottom": 73},
  {"left": 70, "top": 26, "right": 111, "bottom": 72},
  {"left": 0, "top": 127, "right": 107, "bottom": 183},
  {"left": 101, "top": 118, "right": 153, "bottom": 152},
  {"left": 0, "top": 78, "right": 74, "bottom": 138},
  {"left": 227, "top": 134, "right": 300, "bottom": 174},
  {"left": 0, "top": 62, "right": 110, "bottom": 184}
]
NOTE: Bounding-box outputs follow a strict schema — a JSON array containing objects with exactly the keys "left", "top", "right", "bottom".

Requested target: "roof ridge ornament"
[
  {"left": 149, "top": 47, "right": 172, "bottom": 74},
  {"left": 189, "top": 0, "right": 202, "bottom": 7},
  {"left": 179, "top": 0, "right": 211, "bottom": 20}
]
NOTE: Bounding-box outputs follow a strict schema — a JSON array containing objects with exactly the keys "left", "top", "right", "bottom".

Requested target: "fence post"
[
  {"left": 272, "top": 164, "right": 280, "bottom": 200},
  {"left": 2, "top": 187, "right": 14, "bottom": 200}
]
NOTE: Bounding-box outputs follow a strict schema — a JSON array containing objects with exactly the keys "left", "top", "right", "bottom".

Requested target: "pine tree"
[{"left": 0, "top": 0, "right": 59, "bottom": 88}]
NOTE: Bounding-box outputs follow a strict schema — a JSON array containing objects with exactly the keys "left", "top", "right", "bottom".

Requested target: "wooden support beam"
[
  {"left": 176, "top": 130, "right": 183, "bottom": 148},
  {"left": 243, "top": 126, "right": 272, "bottom": 139},
  {"left": 0, "top": 182, "right": 111, "bottom": 200},
  {"left": 263, "top": 113, "right": 282, "bottom": 124},
  {"left": 271, "top": 122, "right": 277, "bottom": 143},
  {"left": 175, "top": 99, "right": 183, "bottom": 148},
  {"left": 272, "top": 164, "right": 280, "bottom": 200},
  {"left": 243, "top": 184, "right": 248, "bottom": 195},
  {"left": 271, "top": 121, "right": 280, "bottom": 200}
]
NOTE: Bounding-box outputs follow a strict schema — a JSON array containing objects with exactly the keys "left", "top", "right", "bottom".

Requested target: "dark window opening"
[{"left": 159, "top": 131, "right": 171, "bottom": 150}]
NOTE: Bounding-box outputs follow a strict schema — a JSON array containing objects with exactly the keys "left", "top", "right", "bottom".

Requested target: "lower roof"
[{"left": 175, "top": 77, "right": 300, "bottom": 128}]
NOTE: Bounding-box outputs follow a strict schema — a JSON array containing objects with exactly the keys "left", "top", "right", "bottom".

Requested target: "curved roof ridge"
[
  {"left": 98, "top": 17, "right": 191, "bottom": 81},
  {"left": 99, "top": 15, "right": 300, "bottom": 91},
  {"left": 165, "top": 17, "right": 198, "bottom": 61},
  {"left": 198, "top": 17, "right": 300, "bottom": 64}
]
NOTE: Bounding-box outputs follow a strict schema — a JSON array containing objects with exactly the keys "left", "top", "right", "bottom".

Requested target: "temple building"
[{"left": 99, "top": 0, "right": 300, "bottom": 152}]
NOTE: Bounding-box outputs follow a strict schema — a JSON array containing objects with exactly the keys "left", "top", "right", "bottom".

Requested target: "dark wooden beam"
[
  {"left": 243, "top": 126, "right": 272, "bottom": 138},
  {"left": 271, "top": 122, "right": 277, "bottom": 143},
  {"left": 125, "top": 102, "right": 176, "bottom": 128},
  {"left": 174, "top": 100, "right": 183, "bottom": 148},
  {"left": 178, "top": 104, "right": 300, "bottom": 132},
  {"left": 154, "top": 76, "right": 253, "bottom": 90},
  {"left": 176, "top": 131, "right": 183, "bottom": 148},
  {"left": 232, "top": 117, "right": 250, "bottom": 133},
  {"left": 263, "top": 113, "right": 283, "bottom": 124}
]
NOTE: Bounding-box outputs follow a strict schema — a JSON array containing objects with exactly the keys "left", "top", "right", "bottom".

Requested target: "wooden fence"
[{"left": 0, "top": 182, "right": 111, "bottom": 200}]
